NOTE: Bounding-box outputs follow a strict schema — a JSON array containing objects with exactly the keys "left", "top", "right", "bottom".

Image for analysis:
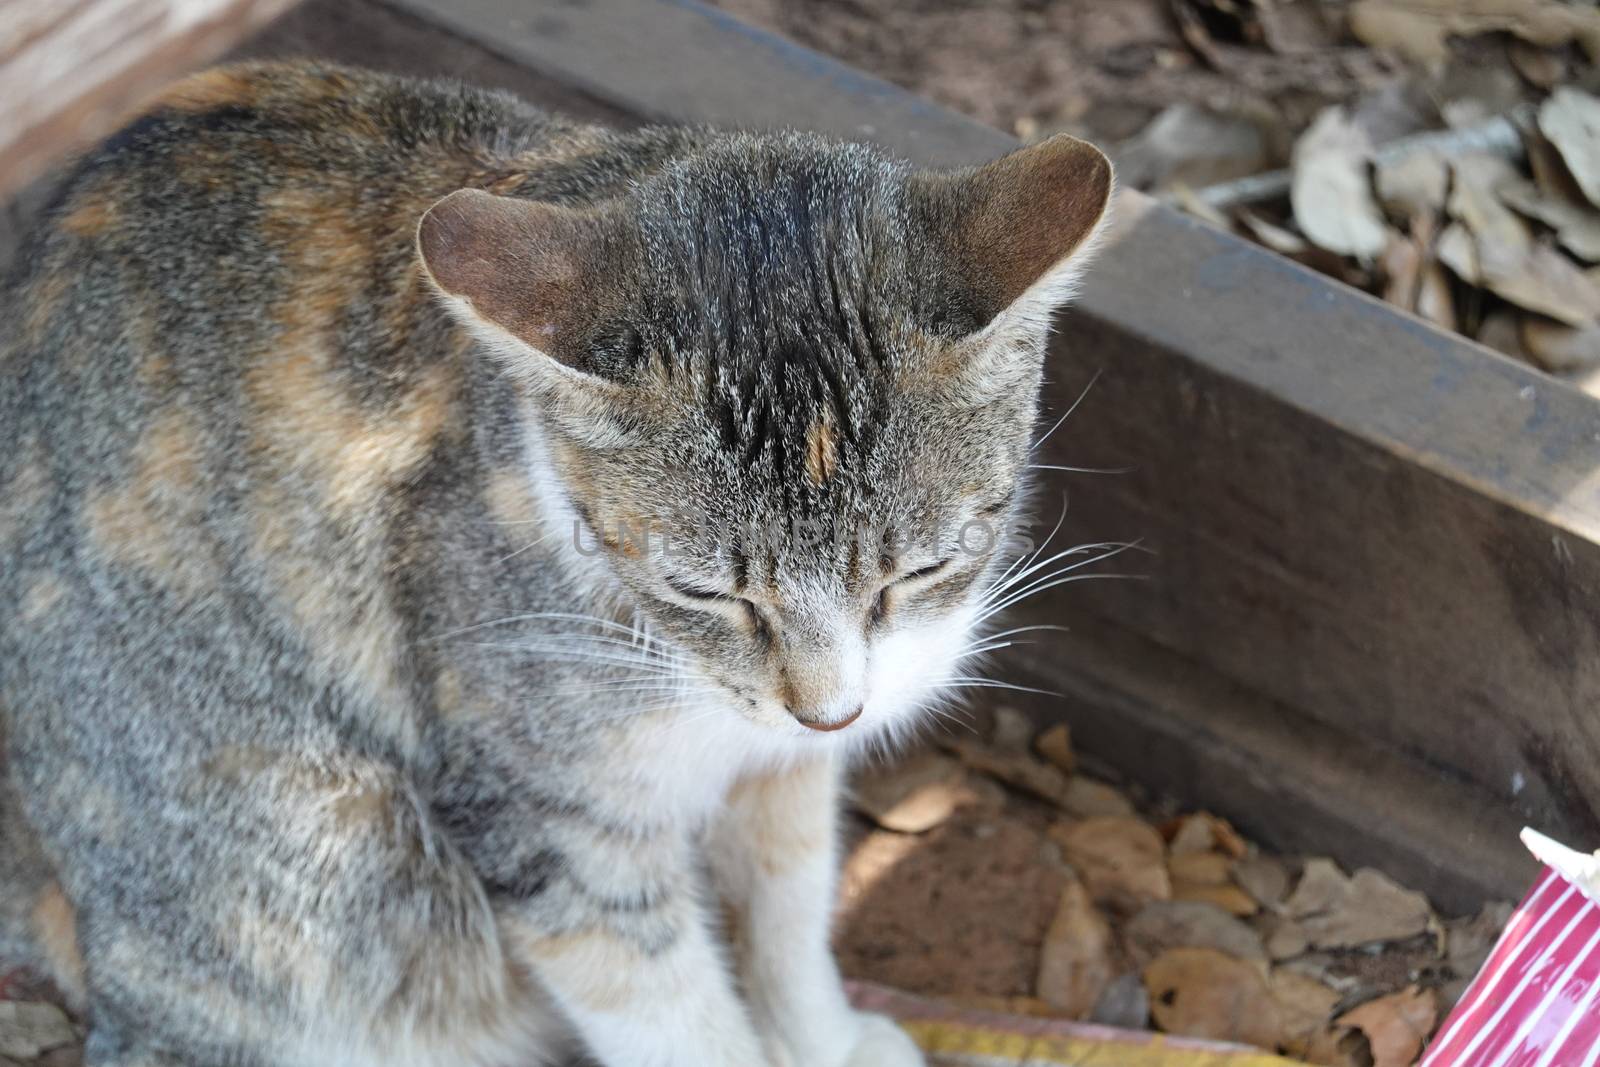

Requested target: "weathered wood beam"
[{"left": 0, "top": 0, "right": 304, "bottom": 200}]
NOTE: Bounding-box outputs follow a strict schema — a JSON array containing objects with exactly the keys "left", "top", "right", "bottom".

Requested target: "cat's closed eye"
[
  {"left": 868, "top": 558, "right": 954, "bottom": 626},
  {"left": 661, "top": 577, "right": 775, "bottom": 644},
  {"left": 892, "top": 558, "right": 954, "bottom": 586},
  {"left": 663, "top": 576, "right": 736, "bottom": 603}
]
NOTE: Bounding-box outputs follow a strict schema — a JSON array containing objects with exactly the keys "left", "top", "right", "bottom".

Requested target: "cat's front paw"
[{"left": 842, "top": 1012, "right": 925, "bottom": 1067}]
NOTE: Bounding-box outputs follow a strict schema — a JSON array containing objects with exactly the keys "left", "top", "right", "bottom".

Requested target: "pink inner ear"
[{"left": 941, "top": 135, "right": 1113, "bottom": 323}]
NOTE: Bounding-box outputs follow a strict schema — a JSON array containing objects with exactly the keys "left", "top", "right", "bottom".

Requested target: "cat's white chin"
[{"left": 860, "top": 606, "right": 978, "bottom": 741}]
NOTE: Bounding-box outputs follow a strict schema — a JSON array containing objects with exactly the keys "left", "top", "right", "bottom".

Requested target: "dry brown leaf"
[
  {"left": 1143, "top": 948, "right": 1282, "bottom": 1050},
  {"left": 1170, "top": 851, "right": 1233, "bottom": 887},
  {"left": 1272, "top": 969, "right": 1343, "bottom": 1060},
  {"left": 1174, "top": 883, "right": 1261, "bottom": 917},
  {"left": 1035, "top": 878, "right": 1115, "bottom": 1018},
  {"left": 1216, "top": 819, "right": 1254, "bottom": 857},
  {"left": 1051, "top": 817, "right": 1171, "bottom": 906},
  {"left": 1484, "top": 241, "right": 1600, "bottom": 325},
  {"left": 1392, "top": 212, "right": 1456, "bottom": 331},
  {"left": 852, "top": 749, "right": 977, "bottom": 834},
  {"left": 1238, "top": 210, "right": 1311, "bottom": 255},
  {"left": 1302, "top": 1026, "right": 1371, "bottom": 1067},
  {"left": 1350, "top": 0, "right": 1600, "bottom": 71},
  {"left": 1416, "top": 259, "right": 1457, "bottom": 332},
  {"left": 946, "top": 738, "right": 1073, "bottom": 809},
  {"left": 1336, "top": 986, "right": 1438, "bottom": 1067},
  {"left": 1436, "top": 222, "right": 1480, "bottom": 282},
  {"left": 1089, "top": 972, "right": 1151, "bottom": 1029},
  {"left": 1262, "top": 914, "right": 1312, "bottom": 960},
  {"left": 1173, "top": 183, "right": 1233, "bottom": 229},
  {"left": 1508, "top": 39, "right": 1568, "bottom": 88},
  {"left": 1033, "top": 723, "right": 1075, "bottom": 774},
  {"left": 1235, "top": 855, "right": 1291, "bottom": 909},
  {"left": 1437, "top": 179, "right": 1600, "bottom": 326},
  {"left": 1286, "top": 860, "right": 1434, "bottom": 949},
  {"left": 1450, "top": 154, "right": 1531, "bottom": 252},
  {"left": 988, "top": 704, "right": 1035, "bottom": 751},
  {"left": 1061, "top": 776, "right": 1137, "bottom": 819},
  {"left": 1114, "top": 104, "right": 1268, "bottom": 192},
  {"left": 1476, "top": 309, "right": 1532, "bottom": 363},
  {"left": 1522, "top": 316, "right": 1600, "bottom": 373},
  {"left": 1125, "top": 899, "right": 1268, "bottom": 969},
  {"left": 1541, "top": 87, "right": 1600, "bottom": 209},
  {"left": 1528, "top": 126, "right": 1588, "bottom": 204},
  {"left": 1381, "top": 230, "right": 1423, "bottom": 311},
  {"left": 0, "top": 1002, "right": 76, "bottom": 1060},
  {"left": 1167, "top": 815, "right": 1217, "bottom": 857},
  {"left": 1497, "top": 174, "right": 1600, "bottom": 262},
  {"left": 1165, "top": 812, "right": 1250, "bottom": 859},
  {"left": 1376, "top": 151, "right": 1449, "bottom": 219},
  {"left": 1174, "top": 0, "right": 1396, "bottom": 98},
  {"left": 1292, "top": 106, "right": 1390, "bottom": 259}
]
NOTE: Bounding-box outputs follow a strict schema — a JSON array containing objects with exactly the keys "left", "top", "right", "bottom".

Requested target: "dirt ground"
[{"left": 826, "top": 707, "right": 1510, "bottom": 1064}]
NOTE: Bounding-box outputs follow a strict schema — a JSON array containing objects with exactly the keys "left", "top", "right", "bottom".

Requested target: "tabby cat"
[{"left": 0, "top": 61, "right": 1111, "bottom": 1067}]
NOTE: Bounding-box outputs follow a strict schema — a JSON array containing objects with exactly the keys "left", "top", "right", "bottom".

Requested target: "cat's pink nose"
[{"left": 797, "top": 705, "right": 863, "bottom": 732}]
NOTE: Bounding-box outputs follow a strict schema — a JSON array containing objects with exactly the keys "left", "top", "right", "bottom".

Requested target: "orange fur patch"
[
  {"left": 804, "top": 418, "right": 839, "bottom": 487},
  {"left": 59, "top": 196, "right": 117, "bottom": 238},
  {"left": 84, "top": 408, "right": 214, "bottom": 596},
  {"left": 239, "top": 191, "right": 459, "bottom": 746},
  {"left": 726, "top": 758, "right": 836, "bottom": 876},
  {"left": 508, "top": 928, "right": 639, "bottom": 1012},
  {"left": 32, "top": 884, "right": 86, "bottom": 1003},
  {"left": 138, "top": 353, "right": 176, "bottom": 389},
  {"left": 151, "top": 68, "right": 261, "bottom": 113},
  {"left": 22, "top": 273, "right": 69, "bottom": 348},
  {"left": 484, "top": 468, "right": 540, "bottom": 528}
]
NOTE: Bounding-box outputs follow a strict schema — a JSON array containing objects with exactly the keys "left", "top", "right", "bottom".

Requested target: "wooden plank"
[
  {"left": 376, "top": 0, "right": 1016, "bottom": 167},
  {"left": 0, "top": 0, "right": 303, "bottom": 200},
  {"left": 326, "top": 0, "right": 1569, "bottom": 904},
  {"left": 994, "top": 618, "right": 1533, "bottom": 915},
  {"left": 235, "top": 0, "right": 637, "bottom": 127},
  {"left": 1034, "top": 200, "right": 1600, "bottom": 857}
]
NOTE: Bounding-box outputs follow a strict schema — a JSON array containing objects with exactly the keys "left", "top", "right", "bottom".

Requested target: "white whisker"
[
  {"left": 937, "top": 677, "right": 1061, "bottom": 698},
  {"left": 1029, "top": 463, "right": 1133, "bottom": 475},
  {"left": 977, "top": 571, "right": 1145, "bottom": 624},
  {"left": 1030, "top": 368, "right": 1101, "bottom": 454},
  {"left": 496, "top": 529, "right": 559, "bottom": 565},
  {"left": 982, "top": 540, "right": 1132, "bottom": 604}
]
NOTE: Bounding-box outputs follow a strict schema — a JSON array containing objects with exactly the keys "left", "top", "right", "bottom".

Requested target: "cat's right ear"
[{"left": 416, "top": 189, "right": 646, "bottom": 445}]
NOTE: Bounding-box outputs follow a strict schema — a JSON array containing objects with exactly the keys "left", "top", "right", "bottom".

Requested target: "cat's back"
[
  {"left": 0, "top": 64, "right": 527, "bottom": 585},
  {"left": 0, "top": 62, "right": 690, "bottom": 737}
]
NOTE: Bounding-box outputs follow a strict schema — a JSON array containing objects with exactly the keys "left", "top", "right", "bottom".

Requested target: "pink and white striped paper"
[{"left": 1422, "top": 863, "right": 1600, "bottom": 1066}]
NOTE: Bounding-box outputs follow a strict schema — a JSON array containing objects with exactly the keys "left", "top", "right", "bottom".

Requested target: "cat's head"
[{"left": 418, "top": 131, "right": 1112, "bottom": 743}]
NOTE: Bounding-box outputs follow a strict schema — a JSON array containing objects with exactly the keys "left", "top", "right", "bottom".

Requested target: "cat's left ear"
[{"left": 908, "top": 134, "right": 1114, "bottom": 342}]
